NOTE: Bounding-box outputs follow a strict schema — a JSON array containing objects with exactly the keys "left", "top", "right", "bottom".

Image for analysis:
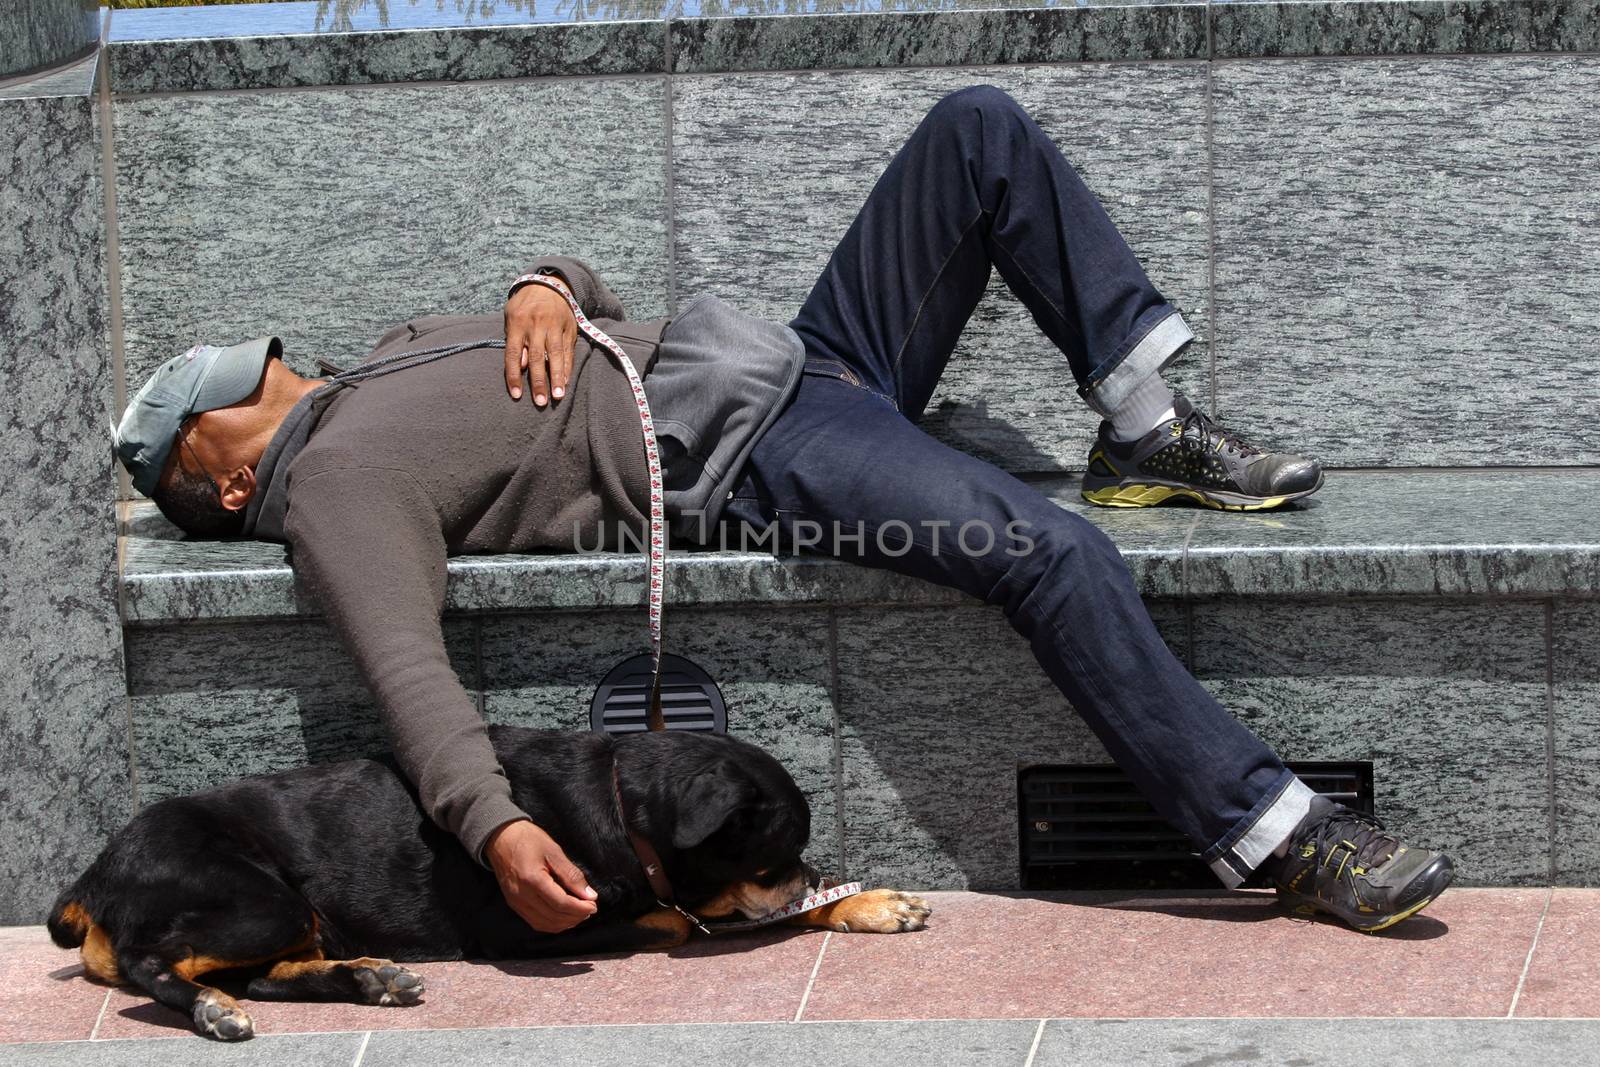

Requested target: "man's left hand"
[{"left": 505, "top": 282, "right": 578, "bottom": 406}]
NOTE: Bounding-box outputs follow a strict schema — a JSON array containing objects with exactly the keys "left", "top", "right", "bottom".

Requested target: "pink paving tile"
[
  {"left": 93, "top": 926, "right": 827, "bottom": 1040},
  {"left": 802, "top": 889, "right": 1548, "bottom": 1021},
  {"left": 1510, "top": 889, "right": 1600, "bottom": 1018},
  {"left": 0, "top": 927, "right": 113, "bottom": 1044}
]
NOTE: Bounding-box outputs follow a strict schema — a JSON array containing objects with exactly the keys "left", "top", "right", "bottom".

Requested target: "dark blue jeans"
[{"left": 722, "top": 85, "right": 1313, "bottom": 886}]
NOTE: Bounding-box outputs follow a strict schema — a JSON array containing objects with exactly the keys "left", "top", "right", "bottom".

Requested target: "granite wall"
[
  {"left": 0, "top": 53, "right": 128, "bottom": 925},
  {"left": 0, "top": 0, "right": 99, "bottom": 81},
  {"left": 6, "top": 0, "right": 1598, "bottom": 919},
  {"left": 100, "top": 0, "right": 1600, "bottom": 477}
]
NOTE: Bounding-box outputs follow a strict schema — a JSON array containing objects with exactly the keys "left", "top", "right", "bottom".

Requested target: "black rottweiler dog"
[{"left": 49, "top": 727, "right": 931, "bottom": 1040}]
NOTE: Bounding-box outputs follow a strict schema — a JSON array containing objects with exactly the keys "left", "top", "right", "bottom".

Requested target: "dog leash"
[
  {"left": 510, "top": 272, "right": 668, "bottom": 728},
  {"left": 513, "top": 274, "right": 866, "bottom": 931}
]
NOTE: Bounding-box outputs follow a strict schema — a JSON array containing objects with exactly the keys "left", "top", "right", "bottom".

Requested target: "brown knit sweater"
[{"left": 281, "top": 285, "right": 661, "bottom": 864}]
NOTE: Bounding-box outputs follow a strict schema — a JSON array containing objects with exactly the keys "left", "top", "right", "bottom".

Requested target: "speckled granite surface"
[
  {"left": 0, "top": 48, "right": 98, "bottom": 101},
  {"left": 1183, "top": 471, "right": 1600, "bottom": 597},
  {"left": 1213, "top": 0, "right": 1600, "bottom": 59},
  {"left": 481, "top": 606, "right": 845, "bottom": 874},
  {"left": 0, "top": 0, "right": 97, "bottom": 81},
  {"left": 0, "top": 59, "right": 125, "bottom": 925},
  {"left": 1553, "top": 601, "right": 1600, "bottom": 884},
  {"left": 671, "top": 66, "right": 1211, "bottom": 476},
  {"left": 99, "top": 0, "right": 1600, "bottom": 92},
  {"left": 125, "top": 619, "right": 477, "bottom": 805},
  {"left": 1212, "top": 56, "right": 1600, "bottom": 467},
  {"left": 120, "top": 471, "right": 1600, "bottom": 624},
  {"left": 111, "top": 77, "right": 669, "bottom": 390},
  {"left": 108, "top": 21, "right": 667, "bottom": 94},
  {"left": 1191, "top": 598, "right": 1552, "bottom": 886},
  {"left": 118, "top": 476, "right": 1191, "bottom": 624},
  {"left": 833, "top": 602, "right": 1185, "bottom": 888},
  {"left": 669, "top": 5, "right": 1206, "bottom": 73}
]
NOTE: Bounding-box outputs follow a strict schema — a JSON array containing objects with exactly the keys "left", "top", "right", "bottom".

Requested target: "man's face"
[{"left": 159, "top": 414, "right": 212, "bottom": 495}]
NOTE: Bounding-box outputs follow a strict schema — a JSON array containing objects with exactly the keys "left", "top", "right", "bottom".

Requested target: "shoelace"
[
  {"left": 1304, "top": 808, "right": 1398, "bottom": 879},
  {"left": 1178, "top": 407, "right": 1263, "bottom": 459}
]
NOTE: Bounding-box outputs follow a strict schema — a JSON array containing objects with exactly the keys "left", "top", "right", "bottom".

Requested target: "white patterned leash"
[
  {"left": 688, "top": 881, "right": 866, "bottom": 935},
  {"left": 511, "top": 273, "right": 667, "bottom": 728}
]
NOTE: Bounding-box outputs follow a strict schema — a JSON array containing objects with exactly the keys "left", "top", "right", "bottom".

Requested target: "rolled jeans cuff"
[
  {"left": 1077, "top": 307, "right": 1194, "bottom": 417},
  {"left": 1203, "top": 772, "right": 1317, "bottom": 890}
]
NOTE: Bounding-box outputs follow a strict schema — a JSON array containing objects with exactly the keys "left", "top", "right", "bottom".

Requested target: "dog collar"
[
  {"left": 610, "top": 759, "right": 713, "bottom": 934},
  {"left": 607, "top": 757, "right": 865, "bottom": 936}
]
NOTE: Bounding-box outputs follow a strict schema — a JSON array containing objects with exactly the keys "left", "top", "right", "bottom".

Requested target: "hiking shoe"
[
  {"left": 1082, "top": 395, "right": 1323, "bottom": 511},
  {"left": 1268, "top": 797, "right": 1455, "bottom": 933}
]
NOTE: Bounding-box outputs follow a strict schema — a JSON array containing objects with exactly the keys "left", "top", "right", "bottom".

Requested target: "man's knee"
[
  {"left": 927, "top": 84, "right": 1028, "bottom": 132},
  {"left": 1002, "top": 510, "right": 1118, "bottom": 581}
]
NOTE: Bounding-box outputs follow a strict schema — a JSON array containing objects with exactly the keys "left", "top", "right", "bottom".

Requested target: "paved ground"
[{"left": 4, "top": 889, "right": 1597, "bottom": 1064}]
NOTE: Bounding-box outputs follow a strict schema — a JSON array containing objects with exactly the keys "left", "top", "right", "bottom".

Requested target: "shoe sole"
[
  {"left": 1081, "top": 470, "right": 1325, "bottom": 511},
  {"left": 1279, "top": 855, "right": 1456, "bottom": 934}
]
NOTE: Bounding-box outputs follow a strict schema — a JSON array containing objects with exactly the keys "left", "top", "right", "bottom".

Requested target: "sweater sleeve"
[
  {"left": 284, "top": 465, "right": 528, "bottom": 866},
  {"left": 514, "top": 256, "right": 627, "bottom": 322}
]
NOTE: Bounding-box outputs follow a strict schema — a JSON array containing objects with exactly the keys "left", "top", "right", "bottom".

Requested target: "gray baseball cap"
[{"left": 112, "top": 337, "right": 281, "bottom": 496}]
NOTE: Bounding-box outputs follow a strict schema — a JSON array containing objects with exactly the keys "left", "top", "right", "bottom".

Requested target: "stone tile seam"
[
  {"left": 792, "top": 929, "right": 832, "bottom": 1023},
  {"left": 1203, "top": 0, "right": 1219, "bottom": 424},
  {"left": 473, "top": 617, "right": 485, "bottom": 719},
  {"left": 662, "top": 68, "right": 677, "bottom": 316},
  {"left": 1507, "top": 886, "right": 1554, "bottom": 1018},
  {"left": 826, "top": 606, "right": 848, "bottom": 881},
  {"left": 1023, "top": 1018, "right": 1048, "bottom": 1067},
  {"left": 1543, "top": 599, "right": 1556, "bottom": 884},
  {"left": 351, "top": 1029, "right": 373, "bottom": 1067},
  {"left": 87, "top": 989, "right": 110, "bottom": 1041}
]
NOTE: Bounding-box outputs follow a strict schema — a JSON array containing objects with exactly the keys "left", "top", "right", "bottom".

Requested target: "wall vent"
[
  {"left": 1019, "top": 762, "right": 1374, "bottom": 890},
  {"left": 589, "top": 653, "right": 728, "bottom": 734}
]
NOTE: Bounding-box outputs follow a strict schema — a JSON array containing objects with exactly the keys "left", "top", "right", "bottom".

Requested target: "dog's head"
[{"left": 622, "top": 731, "right": 818, "bottom": 921}]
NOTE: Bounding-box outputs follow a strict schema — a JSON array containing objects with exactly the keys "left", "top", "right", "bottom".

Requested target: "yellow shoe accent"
[
  {"left": 1082, "top": 484, "right": 1179, "bottom": 508},
  {"left": 1353, "top": 895, "right": 1437, "bottom": 933},
  {"left": 1082, "top": 483, "right": 1292, "bottom": 511}
]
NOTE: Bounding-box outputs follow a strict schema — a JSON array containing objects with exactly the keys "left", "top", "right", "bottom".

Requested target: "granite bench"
[
  {"left": 7, "top": 0, "right": 1600, "bottom": 922},
  {"left": 120, "top": 469, "right": 1600, "bottom": 892}
]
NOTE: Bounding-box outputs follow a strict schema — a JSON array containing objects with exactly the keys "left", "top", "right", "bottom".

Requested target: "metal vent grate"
[
  {"left": 589, "top": 652, "right": 728, "bottom": 734},
  {"left": 1019, "top": 762, "right": 1374, "bottom": 890}
]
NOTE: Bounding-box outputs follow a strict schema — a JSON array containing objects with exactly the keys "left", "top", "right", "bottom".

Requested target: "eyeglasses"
[{"left": 177, "top": 416, "right": 224, "bottom": 501}]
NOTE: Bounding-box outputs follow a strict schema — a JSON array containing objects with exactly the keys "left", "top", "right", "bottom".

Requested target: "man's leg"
[
  {"left": 727, "top": 85, "right": 1453, "bottom": 921},
  {"left": 726, "top": 373, "right": 1306, "bottom": 885},
  {"left": 790, "top": 84, "right": 1322, "bottom": 511}
]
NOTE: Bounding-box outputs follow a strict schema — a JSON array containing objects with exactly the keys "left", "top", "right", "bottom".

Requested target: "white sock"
[{"left": 1106, "top": 374, "right": 1176, "bottom": 442}]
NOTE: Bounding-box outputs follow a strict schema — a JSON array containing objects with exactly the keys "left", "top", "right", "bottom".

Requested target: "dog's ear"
[{"left": 672, "top": 767, "right": 754, "bottom": 850}]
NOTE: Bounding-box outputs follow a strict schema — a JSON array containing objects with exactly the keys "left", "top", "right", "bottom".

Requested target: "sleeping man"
[{"left": 113, "top": 86, "right": 1455, "bottom": 937}]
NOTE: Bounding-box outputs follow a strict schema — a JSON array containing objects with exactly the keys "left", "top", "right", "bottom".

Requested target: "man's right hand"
[{"left": 483, "top": 819, "right": 599, "bottom": 933}]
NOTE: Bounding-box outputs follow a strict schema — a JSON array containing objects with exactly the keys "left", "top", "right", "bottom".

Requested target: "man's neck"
[{"left": 220, "top": 369, "right": 328, "bottom": 472}]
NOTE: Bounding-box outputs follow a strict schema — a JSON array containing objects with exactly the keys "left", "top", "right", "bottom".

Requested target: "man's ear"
[
  {"left": 219, "top": 464, "right": 257, "bottom": 512},
  {"left": 671, "top": 767, "right": 754, "bottom": 850}
]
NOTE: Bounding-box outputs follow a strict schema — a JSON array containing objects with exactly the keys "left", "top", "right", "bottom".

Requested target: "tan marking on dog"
[
  {"left": 56, "top": 901, "right": 91, "bottom": 941},
  {"left": 790, "top": 888, "right": 932, "bottom": 933},
  {"left": 80, "top": 922, "right": 121, "bottom": 984},
  {"left": 634, "top": 907, "right": 692, "bottom": 947},
  {"left": 259, "top": 949, "right": 333, "bottom": 981},
  {"left": 172, "top": 922, "right": 321, "bottom": 981},
  {"left": 698, "top": 874, "right": 813, "bottom": 921}
]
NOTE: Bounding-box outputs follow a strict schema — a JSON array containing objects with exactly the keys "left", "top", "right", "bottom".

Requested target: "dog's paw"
[
  {"left": 192, "top": 988, "right": 254, "bottom": 1041},
  {"left": 349, "top": 960, "right": 425, "bottom": 1006},
  {"left": 828, "top": 889, "right": 932, "bottom": 933}
]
